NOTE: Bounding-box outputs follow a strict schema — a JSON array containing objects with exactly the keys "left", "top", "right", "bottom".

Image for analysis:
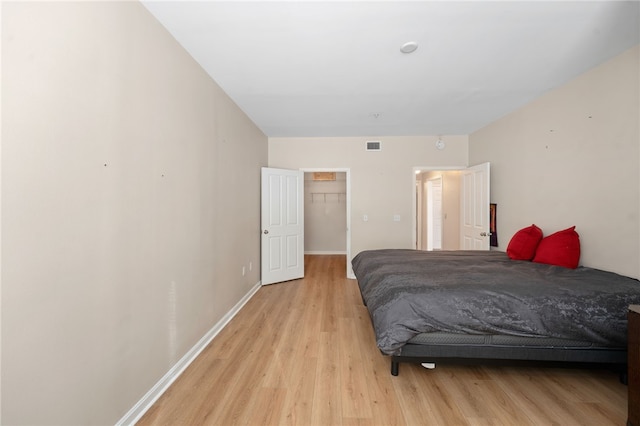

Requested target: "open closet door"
[
  {"left": 261, "top": 167, "right": 304, "bottom": 285},
  {"left": 460, "top": 162, "right": 490, "bottom": 250}
]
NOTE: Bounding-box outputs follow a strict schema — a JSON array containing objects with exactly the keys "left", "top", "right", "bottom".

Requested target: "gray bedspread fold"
[{"left": 352, "top": 249, "right": 640, "bottom": 356}]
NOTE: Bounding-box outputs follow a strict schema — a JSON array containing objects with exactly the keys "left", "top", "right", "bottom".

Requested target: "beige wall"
[
  {"left": 1, "top": 2, "right": 267, "bottom": 425},
  {"left": 470, "top": 45, "right": 639, "bottom": 279},
  {"left": 269, "top": 136, "right": 469, "bottom": 264}
]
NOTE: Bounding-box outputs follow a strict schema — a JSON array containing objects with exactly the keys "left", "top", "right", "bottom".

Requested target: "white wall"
[
  {"left": 269, "top": 136, "right": 469, "bottom": 263},
  {"left": 470, "top": 45, "right": 639, "bottom": 279},
  {"left": 1, "top": 2, "right": 267, "bottom": 424}
]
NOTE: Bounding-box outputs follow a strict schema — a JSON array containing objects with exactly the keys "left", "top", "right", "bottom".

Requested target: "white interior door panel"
[{"left": 261, "top": 167, "right": 304, "bottom": 285}]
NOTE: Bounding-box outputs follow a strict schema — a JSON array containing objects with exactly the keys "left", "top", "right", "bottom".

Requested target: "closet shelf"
[{"left": 310, "top": 192, "right": 346, "bottom": 203}]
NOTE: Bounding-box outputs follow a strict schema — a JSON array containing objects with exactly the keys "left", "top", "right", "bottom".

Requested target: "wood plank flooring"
[{"left": 137, "top": 255, "right": 628, "bottom": 425}]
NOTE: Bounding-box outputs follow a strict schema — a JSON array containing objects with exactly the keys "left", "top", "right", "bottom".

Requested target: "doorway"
[
  {"left": 414, "top": 164, "right": 490, "bottom": 251},
  {"left": 415, "top": 168, "right": 462, "bottom": 251},
  {"left": 302, "top": 168, "right": 352, "bottom": 278}
]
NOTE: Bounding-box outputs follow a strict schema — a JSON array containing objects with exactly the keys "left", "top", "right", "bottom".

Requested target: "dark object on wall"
[{"left": 490, "top": 203, "right": 498, "bottom": 247}]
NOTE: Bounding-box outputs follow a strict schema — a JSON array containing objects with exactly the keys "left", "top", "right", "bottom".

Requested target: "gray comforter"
[{"left": 352, "top": 249, "right": 640, "bottom": 356}]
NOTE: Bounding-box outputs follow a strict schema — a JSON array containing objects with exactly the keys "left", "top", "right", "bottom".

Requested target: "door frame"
[
  {"left": 301, "top": 167, "right": 352, "bottom": 279},
  {"left": 415, "top": 178, "right": 423, "bottom": 249},
  {"left": 412, "top": 166, "right": 466, "bottom": 251}
]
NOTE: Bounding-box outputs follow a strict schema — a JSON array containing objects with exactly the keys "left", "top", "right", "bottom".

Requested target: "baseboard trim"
[{"left": 116, "top": 280, "right": 262, "bottom": 426}]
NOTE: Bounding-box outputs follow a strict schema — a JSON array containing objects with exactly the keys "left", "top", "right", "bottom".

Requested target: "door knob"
[
  {"left": 480, "top": 232, "right": 487, "bottom": 236},
  {"left": 263, "top": 230, "right": 269, "bottom": 234}
]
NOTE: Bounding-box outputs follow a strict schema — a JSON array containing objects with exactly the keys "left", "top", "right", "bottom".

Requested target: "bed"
[{"left": 351, "top": 249, "right": 640, "bottom": 376}]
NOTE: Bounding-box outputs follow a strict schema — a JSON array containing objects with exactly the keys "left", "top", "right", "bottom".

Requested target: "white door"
[
  {"left": 416, "top": 180, "right": 423, "bottom": 249},
  {"left": 261, "top": 167, "right": 304, "bottom": 285},
  {"left": 460, "top": 163, "right": 490, "bottom": 250},
  {"left": 426, "top": 176, "right": 443, "bottom": 251}
]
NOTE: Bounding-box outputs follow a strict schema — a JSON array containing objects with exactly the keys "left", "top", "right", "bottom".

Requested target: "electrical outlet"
[
  {"left": 242, "top": 266, "right": 246, "bottom": 276},
  {"left": 249, "top": 261, "right": 252, "bottom": 271}
]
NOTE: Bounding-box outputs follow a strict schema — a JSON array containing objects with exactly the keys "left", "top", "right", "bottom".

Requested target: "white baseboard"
[{"left": 116, "top": 280, "right": 262, "bottom": 426}]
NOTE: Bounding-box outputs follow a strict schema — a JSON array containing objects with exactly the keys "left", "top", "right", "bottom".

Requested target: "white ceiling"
[{"left": 142, "top": 1, "right": 640, "bottom": 138}]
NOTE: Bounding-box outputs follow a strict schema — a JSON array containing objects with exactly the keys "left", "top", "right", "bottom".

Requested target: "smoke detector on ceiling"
[{"left": 400, "top": 41, "right": 418, "bottom": 54}]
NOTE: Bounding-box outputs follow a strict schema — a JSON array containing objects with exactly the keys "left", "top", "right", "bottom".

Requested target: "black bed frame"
[{"left": 389, "top": 335, "right": 628, "bottom": 383}]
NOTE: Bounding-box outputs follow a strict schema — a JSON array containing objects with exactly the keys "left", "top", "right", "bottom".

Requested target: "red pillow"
[
  {"left": 507, "top": 224, "right": 543, "bottom": 260},
  {"left": 533, "top": 226, "right": 581, "bottom": 269}
]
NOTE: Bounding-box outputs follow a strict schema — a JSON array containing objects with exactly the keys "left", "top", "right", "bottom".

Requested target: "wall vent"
[{"left": 366, "top": 141, "right": 381, "bottom": 151}]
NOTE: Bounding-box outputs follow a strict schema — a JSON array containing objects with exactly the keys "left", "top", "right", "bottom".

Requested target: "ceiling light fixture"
[{"left": 400, "top": 41, "right": 418, "bottom": 54}]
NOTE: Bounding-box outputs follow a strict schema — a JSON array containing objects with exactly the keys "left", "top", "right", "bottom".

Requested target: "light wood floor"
[{"left": 138, "top": 255, "right": 628, "bottom": 425}]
